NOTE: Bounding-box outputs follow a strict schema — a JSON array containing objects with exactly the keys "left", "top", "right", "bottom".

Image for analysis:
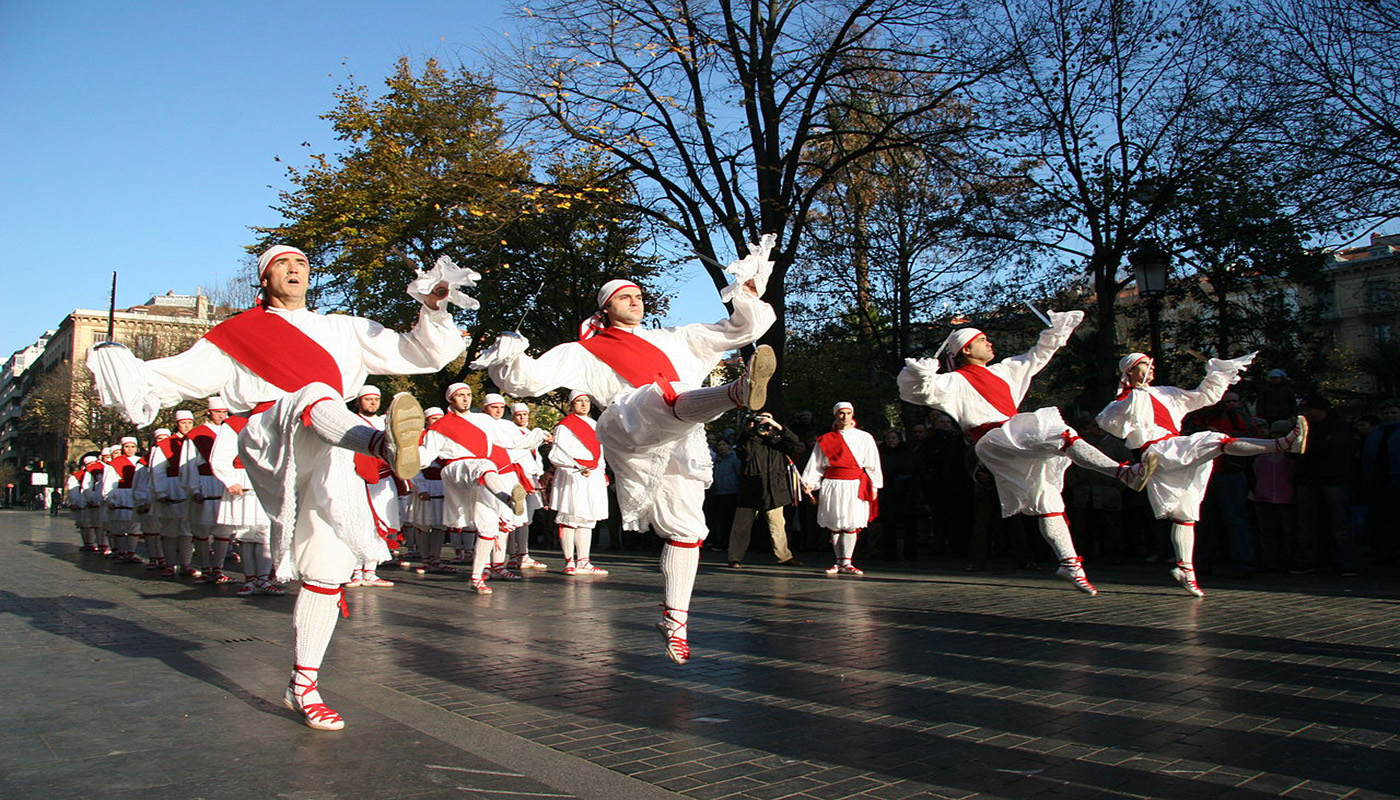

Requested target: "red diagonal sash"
[
  {"left": 955, "top": 364, "right": 1020, "bottom": 418},
  {"left": 202, "top": 307, "right": 344, "bottom": 397},
  {"left": 816, "top": 431, "right": 878, "bottom": 519},
  {"left": 1114, "top": 387, "right": 1181, "bottom": 436},
  {"left": 432, "top": 414, "right": 536, "bottom": 490},
  {"left": 156, "top": 437, "right": 184, "bottom": 477},
  {"left": 558, "top": 414, "right": 601, "bottom": 469},
  {"left": 579, "top": 327, "right": 680, "bottom": 403}
]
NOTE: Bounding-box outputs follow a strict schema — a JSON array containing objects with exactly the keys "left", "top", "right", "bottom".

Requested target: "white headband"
[
  {"left": 357, "top": 385, "right": 381, "bottom": 399},
  {"left": 207, "top": 396, "right": 229, "bottom": 411},
  {"left": 445, "top": 383, "right": 471, "bottom": 402},
  {"left": 174, "top": 410, "right": 194, "bottom": 421},
  {"left": 483, "top": 393, "right": 506, "bottom": 407},
  {"left": 257, "top": 245, "right": 307, "bottom": 279},
  {"left": 833, "top": 402, "right": 853, "bottom": 413},
  {"left": 511, "top": 402, "right": 529, "bottom": 414},
  {"left": 423, "top": 406, "right": 444, "bottom": 418}
]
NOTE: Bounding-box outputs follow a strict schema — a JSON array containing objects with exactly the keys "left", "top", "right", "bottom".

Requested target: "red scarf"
[
  {"left": 187, "top": 424, "right": 219, "bottom": 476},
  {"left": 558, "top": 414, "right": 601, "bottom": 469},
  {"left": 816, "top": 430, "right": 879, "bottom": 520},
  {"left": 109, "top": 455, "right": 137, "bottom": 488},
  {"left": 579, "top": 327, "right": 680, "bottom": 403},
  {"left": 155, "top": 436, "right": 183, "bottom": 477},
  {"left": 954, "top": 364, "right": 1020, "bottom": 418},
  {"left": 202, "top": 307, "right": 343, "bottom": 398}
]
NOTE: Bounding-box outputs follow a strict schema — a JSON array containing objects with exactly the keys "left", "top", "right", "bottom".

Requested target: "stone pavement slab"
[{"left": 4, "top": 509, "right": 1400, "bottom": 800}]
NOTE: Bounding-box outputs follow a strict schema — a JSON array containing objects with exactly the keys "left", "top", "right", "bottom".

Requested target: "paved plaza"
[{"left": 3, "top": 509, "right": 1399, "bottom": 800}]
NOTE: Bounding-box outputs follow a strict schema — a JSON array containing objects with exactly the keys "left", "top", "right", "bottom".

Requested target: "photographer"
[{"left": 727, "top": 412, "right": 806, "bottom": 567}]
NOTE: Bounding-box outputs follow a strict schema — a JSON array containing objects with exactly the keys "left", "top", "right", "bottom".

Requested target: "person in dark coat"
[{"left": 727, "top": 412, "right": 805, "bottom": 567}]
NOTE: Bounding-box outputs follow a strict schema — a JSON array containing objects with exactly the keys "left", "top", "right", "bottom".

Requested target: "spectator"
[
  {"left": 916, "top": 411, "right": 973, "bottom": 559},
  {"left": 1251, "top": 419, "right": 1298, "bottom": 571},
  {"left": 704, "top": 440, "right": 742, "bottom": 550},
  {"left": 1293, "top": 393, "right": 1361, "bottom": 575},
  {"left": 727, "top": 412, "right": 805, "bottom": 567},
  {"left": 1254, "top": 369, "right": 1298, "bottom": 424},
  {"left": 875, "top": 429, "right": 920, "bottom": 561},
  {"left": 1358, "top": 401, "right": 1400, "bottom": 565},
  {"left": 1189, "top": 391, "right": 1261, "bottom": 577}
]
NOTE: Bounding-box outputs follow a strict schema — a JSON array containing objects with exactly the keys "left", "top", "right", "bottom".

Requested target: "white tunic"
[
  {"left": 101, "top": 458, "right": 145, "bottom": 535},
  {"left": 898, "top": 316, "right": 1081, "bottom": 517},
  {"left": 147, "top": 439, "right": 189, "bottom": 521},
  {"left": 356, "top": 413, "right": 402, "bottom": 537},
  {"left": 1096, "top": 358, "right": 1248, "bottom": 522},
  {"left": 488, "top": 290, "right": 774, "bottom": 538},
  {"left": 408, "top": 463, "right": 446, "bottom": 530},
  {"left": 549, "top": 414, "right": 609, "bottom": 527},
  {"left": 801, "top": 428, "right": 884, "bottom": 531},
  {"left": 87, "top": 304, "right": 464, "bottom": 582},
  {"left": 209, "top": 421, "right": 270, "bottom": 540}
]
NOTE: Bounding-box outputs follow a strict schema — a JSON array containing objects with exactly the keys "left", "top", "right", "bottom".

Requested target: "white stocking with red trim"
[
  {"left": 672, "top": 384, "right": 739, "bottom": 423},
  {"left": 211, "top": 536, "right": 232, "bottom": 571},
  {"left": 659, "top": 541, "right": 700, "bottom": 638},
  {"left": 1037, "top": 513, "right": 1079, "bottom": 561},
  {"left": 1063, "top": 436, "right": 1124, "bottom": 478},
  {"left": 293, "top": 580, "right": 343, "bottom": 706},
  {"left": 306, "top": 399, "right": 378, "bottom": 454},
  {"left": 558, "top": 526, "right": 577, "bottom": 561},
  {"left": 839, "top": 532, "right": 859, "bottom": 561},
  {"left": 1170, "top": 521, "right": 1196, "bottom": 566},
  {"left": 1220, "top": 437, "right": 1273, "bottom": 457},
  {"left": 574, "top": 526, "right": 594, "bottom": 563},
  {"left": 422, "top": 528, "right": 445, "bottom": 564},
  {"left": 472, "top": 535, "right": 494, "bottom": 578}
]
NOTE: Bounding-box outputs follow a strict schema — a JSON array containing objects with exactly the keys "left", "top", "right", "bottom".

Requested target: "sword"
[
  {"left": 690, "top": 249, "right": 726, "bottom": 271},
  {"left": 1024, "top": 300, "right": 1052, "bottom": 327}
]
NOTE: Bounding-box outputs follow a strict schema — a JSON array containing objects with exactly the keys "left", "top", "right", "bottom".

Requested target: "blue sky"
[{"left": 0, "top": 0, "right": 717, "bottom": 360}]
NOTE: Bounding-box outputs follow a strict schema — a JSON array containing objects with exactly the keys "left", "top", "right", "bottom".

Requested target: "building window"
[{"left": 1366, "top": 279, "right": 1394, "bottom": 310}]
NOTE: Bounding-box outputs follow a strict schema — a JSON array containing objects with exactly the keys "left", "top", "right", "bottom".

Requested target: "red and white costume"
[
  {"left": 802, "top": 423, "right": 883, "bottom": 531},
  {"left": 209, "top": 414, "right": 280, "bottom": 596},
  {"left": 180, "top": 399, "right": 229, "bottom": 579},
  {"left": 549, "top": 391, "right": 609, "bottom": 574},
  {"left": 1096, "top": 352, "right": 1302, "bottom": 597},
  {"left": 148, "top": 417, "right": 194, "bottom": 575},
  {"left": 101, "top": 441, "right": 145, "bottom": 561},
  {"left": 88, "top": 243, "right": 469, "bottom": 731},
  {"left": 481, "top": 239, "right": 777, "bottom": 664},
  {"left": 898, "top": 313, "right": 1142, "bottom": 595}
]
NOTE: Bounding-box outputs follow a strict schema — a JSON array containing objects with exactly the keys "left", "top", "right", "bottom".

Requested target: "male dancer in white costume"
[
  {"left": 477, "top": 237, "right": 778, "bottom": 664},
  {"left": 150, "top": 411, "right": 196, "bottom": 576},
  {"left": 802, "top": 402, "right": 883, "bottom": 576},
  {"left": 549, "top": 390, "right": 610, "bottom": 575},
  {"left": 101, "top": 437, "right": 147, "bottom": 563},
  {"left": 419, "top": 383, "right": 530, "bottom": 594},
  {"left": 347, "top": 385, "right": 398, "bottom": 588},
  {"left": 898, "top": 313, "right": 1154, "bottom": 595},
  {"left": 1096, "top": 353, "right": 1308, "bottom": 596},
  {"left": 88, "top": 244, "right": 469, "bottom": 731}
]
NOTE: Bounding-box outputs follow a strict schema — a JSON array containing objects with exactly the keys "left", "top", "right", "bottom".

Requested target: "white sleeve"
[
  {"left": 897, "top": 358, "right": 953, "bottom": 409},
  {"left": 681, "top": 290, "right": 776, "bottom": 362},
  {"left": 353, "top": 306, "right": 466, "bottom": 376},
  {"left": 88, "top": 340, "right": 237, "bottom": 427},
  {"left": 865, "top": 438, "right": 884, "bottom": 491},
  {"left": 488, "top": 343, "right": 589, "bottom": 399},
  {"left": 801, "top": 445, "right": 828, "bottom": 491}
]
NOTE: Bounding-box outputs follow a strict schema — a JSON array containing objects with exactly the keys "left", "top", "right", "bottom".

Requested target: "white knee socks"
[
  {"left": 1170, "top": 521, "right": 1195, "bottom": 565},
  {"left": 293, "top": 580, "right": 344, "bottom": 705},
  {"left": 672, "top": 384, "right": 740, "bottom": 423},
  {"left": 307, "top": 400, "right": 378, "bottom": 454},
  {"left": 1037, "top": 513, "right": 1079, "bottom": 561},
  {"left": 659, "top": 542, "right": 700, "bottom": 637}
]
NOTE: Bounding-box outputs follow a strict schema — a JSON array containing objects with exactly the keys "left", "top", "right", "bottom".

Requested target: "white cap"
[
  {"left": 101, "top": 446, "right": 115, "bottom": 456},
  {"left": 120, "top": 436, "right": 137, "bottom": 445},
  {"left": 154, "top": 428, "right": 172, "bottom": 439},
  {"left": 510, "top": 402, "right": 530, "bottom": 414},
  {"left": 569, "top": 389, "right": 589, "bottom": 403},
  {"left": 174, "top": 410, "right": 194, "bottom": 421},
  {"left": 357, "top": 385, "right": 380, "bottom": 399},
  {"left": 445, "top": 382, "right": 471, "bottom": 402},
  {"left": 257, "top": 244, "right": 307, "bottom": 279},
  {"left": 1118, "top": 353, "right": 1151, "bottom": 378},
  {"left": 483, "top": 393, "right": 506, "bottom": 408},
  {"left": 82, "top": 455, "right": 97, "bottom": 465},
  {"left": 423, "top": 406, "right": 445, "bottom": 419},
  {"left": 207, "top": 396, "right": 229, "bottom": 411},
  {"left": 833, "top": 402, "right": 853, "bottom": 413}
]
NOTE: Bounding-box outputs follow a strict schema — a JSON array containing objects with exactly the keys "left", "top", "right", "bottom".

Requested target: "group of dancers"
[{"left": 82, "top": 238, "right": 1307, "bottom": 732}]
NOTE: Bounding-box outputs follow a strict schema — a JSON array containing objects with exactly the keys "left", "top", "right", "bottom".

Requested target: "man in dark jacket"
[
  {"left": 1293, "top": 393, "right": 1361, "bottom": 575},
  {"left": 727, "top": 412, "right": 805, "bottom": 567}
]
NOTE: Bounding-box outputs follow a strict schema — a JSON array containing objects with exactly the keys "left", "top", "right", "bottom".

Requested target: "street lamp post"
[{"left": 1130, "top": 240, "right": 1171, "bottom": 383}]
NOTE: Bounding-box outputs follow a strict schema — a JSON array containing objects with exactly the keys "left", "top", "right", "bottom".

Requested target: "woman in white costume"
[{"left": 1096, "top": 353, "right": 1308, "bottom": 596}]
